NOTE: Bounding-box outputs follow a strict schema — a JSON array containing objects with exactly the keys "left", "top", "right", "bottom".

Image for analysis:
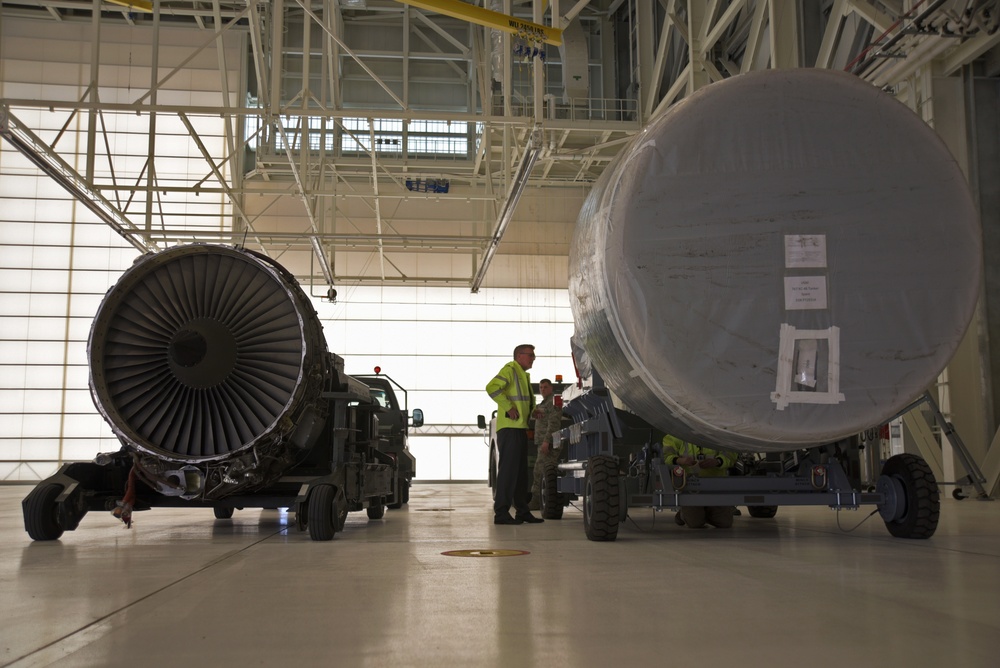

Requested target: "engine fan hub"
[{"left": 168, "top": 318, "right": 237, "bottom": 388}]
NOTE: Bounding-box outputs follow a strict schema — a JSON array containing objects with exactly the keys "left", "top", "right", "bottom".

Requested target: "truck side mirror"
[
  {"left": 411, "top": 408, "right": 424, "bottom": 428},
  {"left": 477, "top": 414, "right": 487, "bottom": 430}
]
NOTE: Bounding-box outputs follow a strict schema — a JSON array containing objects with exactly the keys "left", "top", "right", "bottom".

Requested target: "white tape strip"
[{"left": 770, "top": 323, "right": 846, "bottom": 411}]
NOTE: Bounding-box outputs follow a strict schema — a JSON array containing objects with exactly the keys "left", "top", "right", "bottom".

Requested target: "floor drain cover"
[
  {"left": 442, "top": 549, "right": 530, "bottom": 557},
  {"left": 415, "top": 508, "right": 455, "bottom": 512}
]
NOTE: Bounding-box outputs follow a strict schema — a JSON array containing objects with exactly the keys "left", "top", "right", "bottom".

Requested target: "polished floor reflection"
[{"left": 2, "top": 483, "right": 999, "bottom": 667}]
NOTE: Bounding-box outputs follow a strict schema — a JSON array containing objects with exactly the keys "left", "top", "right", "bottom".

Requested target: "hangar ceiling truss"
[{"left": 0, "top": 0, "right": 998, "bottom": 287}]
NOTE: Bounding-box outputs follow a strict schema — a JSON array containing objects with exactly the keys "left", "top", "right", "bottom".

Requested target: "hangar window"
[{"left": 245, "top": 106, "right": 476, "bottom": 159}]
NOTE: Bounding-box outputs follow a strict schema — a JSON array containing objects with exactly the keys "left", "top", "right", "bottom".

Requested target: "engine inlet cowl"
[{"left": 88, "top": 244, "right": 328, "bottom": 464}]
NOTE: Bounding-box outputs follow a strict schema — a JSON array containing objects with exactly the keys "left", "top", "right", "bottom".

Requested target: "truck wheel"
[
  {"left": 213, "top": 507, "right": 234, "bottom": 519},
  {"left": 748, "top": 505, "right": 777, "bottom": 518},
  {"left": 541, "top": 463, "right": 563, "bottom": 520},
  {"left": 388, "top": 478, "right": 408, "bottom": 509},
  {"left": 489, "top": 442, "right": 498, "bottom": 500},
  {"left": 308, "top": 485, "right": 337, "bottom": 541},
  {"left": 877, "top": 454, "right": 939, "bottom": 539},
  {"left": 583, "top": 455, "right": 620, "bottom": 541},
  {"left": 24, "top": 483, "right": 64, "bottom": 541},
  {"left": 367, "top": 502, "right": 386, "bottom": 520}
]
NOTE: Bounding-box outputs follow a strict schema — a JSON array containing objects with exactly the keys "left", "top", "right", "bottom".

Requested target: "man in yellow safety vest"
[{"left": 486, "top": 344, "right": 544, "bottom": 525}]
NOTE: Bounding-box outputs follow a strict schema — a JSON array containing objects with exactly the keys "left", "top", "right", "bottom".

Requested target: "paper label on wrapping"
[
  {"left": 785, "top": 235, "right": 827, "bottom": 268},
  {"left": 784, "top": 276, "right": 828, "bottom": 310}
]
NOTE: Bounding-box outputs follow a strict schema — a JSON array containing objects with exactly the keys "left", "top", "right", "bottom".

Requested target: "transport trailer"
[
  {"left": 542, "top": 390, "right": 938, "bottom": 541},
  {"left": 23, "top": 360, "right": 397, "bottom": 542},
  {"left": 543, "top": 69, "right": 976, "bottom": 540}
]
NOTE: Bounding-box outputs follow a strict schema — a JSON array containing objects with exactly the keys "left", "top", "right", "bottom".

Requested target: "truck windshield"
[{"left": 369, "top": 389, "right": 390, "bottom": 408}]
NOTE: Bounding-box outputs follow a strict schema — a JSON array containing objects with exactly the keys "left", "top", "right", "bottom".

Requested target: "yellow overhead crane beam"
[
  {"left": 394, "top": 0, "right": 562, "bottom": 46},
  {"left": 106, "top": 0, "right": 153, "bottom": 11}
]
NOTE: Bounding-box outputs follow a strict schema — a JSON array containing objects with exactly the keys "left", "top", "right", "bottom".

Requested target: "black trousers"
[{"left": 494, "top": 427, "right": 529, "bottom": 517}]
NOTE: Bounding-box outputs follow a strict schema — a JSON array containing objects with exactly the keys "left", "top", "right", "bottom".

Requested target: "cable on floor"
[
  {"left": 836, "top": 507, "right": 879, "bottom": 533},
  {"left": 565, "top": 500, "right": 658, "bottom": 532}
]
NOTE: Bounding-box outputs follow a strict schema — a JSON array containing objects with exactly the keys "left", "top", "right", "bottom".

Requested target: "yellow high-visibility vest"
[{"left": 486, "top": 360, "right": 534, "bottom": 430}]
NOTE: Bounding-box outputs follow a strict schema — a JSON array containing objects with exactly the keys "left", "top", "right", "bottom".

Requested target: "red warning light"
[{"left": 374, "top": 366, "right": 381, "bottom": 374}]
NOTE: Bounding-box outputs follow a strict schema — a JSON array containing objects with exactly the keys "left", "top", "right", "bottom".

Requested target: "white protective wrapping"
[{"left": 569, "top": 69, "right": 982, "bottom": 452}]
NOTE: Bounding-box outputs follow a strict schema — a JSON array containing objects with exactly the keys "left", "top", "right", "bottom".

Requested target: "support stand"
[{"left": 901, "top": 391, "right": 992, "bottom": 500}]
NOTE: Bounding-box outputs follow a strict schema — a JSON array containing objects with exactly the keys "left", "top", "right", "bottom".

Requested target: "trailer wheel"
[
  {"left": 748, "top": 505, "right": 777, "bottom": 518},
  {"left": 877, "top": 454, "right": 939, "bottom": 539},
  {"left": 541, "top": 463, "right": 563, "bottom": 520},
  {"left": 308, "top": 485, "right": 338, "bottom": 541},
  {"left": 24, "top": 483, "right": 64, "bottom": 541},
  {"left": 367, "top": 502, "right": 386, "bottom": 520},
  {"left": 213, "top": 507, "right": 234, "bottom": 519},
  {"left": 583, "top": 455, "right": 620, "bottom": 541}
]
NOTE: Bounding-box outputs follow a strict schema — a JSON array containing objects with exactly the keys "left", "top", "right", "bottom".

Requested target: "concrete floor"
[{"left": 1, "top": 482, "right": 999, "bottom": 668}]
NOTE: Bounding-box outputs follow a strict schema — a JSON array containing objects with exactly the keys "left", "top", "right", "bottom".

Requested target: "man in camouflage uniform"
[{"left": 529, "top": 378, "right": 563, "bottom": 511}]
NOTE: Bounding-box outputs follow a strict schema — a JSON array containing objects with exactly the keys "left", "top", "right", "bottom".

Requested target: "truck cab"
[{"left": 355, "top": 370, "right": 423, "bottom": 508}]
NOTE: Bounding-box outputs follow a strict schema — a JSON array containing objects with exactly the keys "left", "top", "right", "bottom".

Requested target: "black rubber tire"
[
  {"left": 367, "top": 502, "right": 386, "bottom": 520},
  {"left": 24, "top": 483, "right": 64, "bottom": 541},
  {"left": 952, "top": 488, "right": 967, "bottom": 501},
  {"left": 308, "top": 485, "right": 337, "bottom": 541},
  {"left": 489, "top": 442, "right": 498, "bottom": 500},
  {"left": 213, "top": 507, "right": 234, "bottom": 519},
  {"left": 748, "top": 505, "right": 778, "bottom": 518},
  {"left": 881, "top": 454, "right": 940, "bottom": 539},
  {"left": 389, "top": 478, "right": 410, "bottom": 510},
  {"left": 540, "top": 463, "right": 564, "bottom": 520},
  {"left": 388, "top": 478, "right": 405, "bottom": 509},
  {"left": 583, "top": 455, "right": 620, "bottom": 541}
]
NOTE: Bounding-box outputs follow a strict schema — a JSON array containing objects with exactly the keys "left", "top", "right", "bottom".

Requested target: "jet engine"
[
  {"left": 87, "top": 243, "right": 331, "bottom": 499},
  {"left": 569, "top": 68, "right": 981, "bottom": 452}
]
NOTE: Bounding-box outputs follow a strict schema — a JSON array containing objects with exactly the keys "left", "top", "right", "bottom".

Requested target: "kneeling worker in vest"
[{"left": 662, "top": 434, "right": 738, "bottom": 528}]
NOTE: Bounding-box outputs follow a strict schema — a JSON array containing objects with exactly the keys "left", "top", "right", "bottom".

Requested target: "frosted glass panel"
[
  {"left": 0, "top": 462, "right": 60, "bottom": 482},
  {"left": 65, "top": 390, "right": 100, "bottom": 413},
  {"left": 16, "top": 366, "right": 64, "bottom": 389},
  {"left": 410, "top": 438, "right": 451, "bottom": 480},
  {"left": 450, "top": 436, "right": 489, "bottom": 480},
  {"left": 17, "top": 439, "right": 61, "bottom": 458},
  {"left": 20, "top": 414, "right": 64, "bottom": 437},
  {"left": 0, "top": 441, "right": 24, "bottom": 459}
]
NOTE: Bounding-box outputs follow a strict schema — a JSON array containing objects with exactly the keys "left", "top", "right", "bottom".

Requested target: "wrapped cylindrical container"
[{"left": 569, "top": 69, "right": 981, "bottom": 452}]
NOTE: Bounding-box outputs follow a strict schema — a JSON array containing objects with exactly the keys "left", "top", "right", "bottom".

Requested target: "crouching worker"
[{"left": 662, "top": 435, "right": 738, "bottom": 529}]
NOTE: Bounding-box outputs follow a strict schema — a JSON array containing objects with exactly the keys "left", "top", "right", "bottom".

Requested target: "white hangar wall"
[{"left": 0, "top": 16, "right": 576, "bottom": 482}]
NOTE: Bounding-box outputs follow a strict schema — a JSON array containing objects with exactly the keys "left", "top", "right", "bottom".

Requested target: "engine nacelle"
[{"left": 570, "top": 69, "right": 981, "bottom": 451}]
